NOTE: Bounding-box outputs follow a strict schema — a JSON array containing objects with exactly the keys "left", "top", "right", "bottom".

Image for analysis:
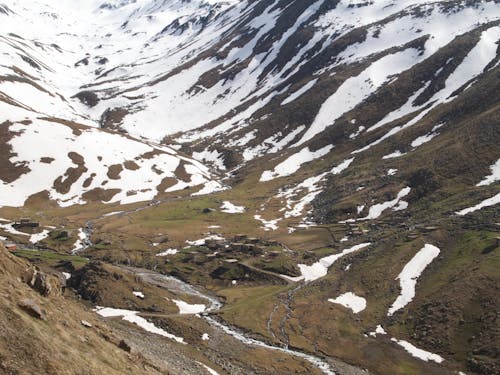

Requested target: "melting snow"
[
  {"left": 243, "top": 126, "right": 306, "bottom": 161},
  {"left": 369, "top": 325, "right": 387, "bottom": 337},
  {"left": 29, "top": 230, "right": 50, "bottom": 244},
  {"left": 358, "top": 187, "right": 411, "bottom": 220},
  {"left": 349, "top": 126, "right": 365, "bottom": 140},
  {"left": 382, "top": 151, "right": 406, "bottom": 159},
  {"left": 411, "top": 133, "right": 438, "bottom": 148},
  {"left": 328, "top": 292, "right": 366, "bottom": 313},
  {"left": 156, "top": 249, "right": 178, "bottom": 257},
  {"left": 391, "top": 338, "right": 444, "bottom": 363},
  {"left": 198, "top": 362, "right": 220, "bottom": 375},
  {"left": 0, "top": 120, "right": 219, "bottom": 207},
  {"left": 95, "top": 307, "right": 185, "bottom": 343},
  {"left": 455, "top": 193, "right": 500, "bottom": 216},
  {"left": 72, "top": 229, "right": 88, "bottom": 254},
  {"left": 0, "top": 222, "right": 29, "bottom": 237},
  {"left": 296, "top": 48, "right": 423, "bottom": 146},
  {"left": 191, "top": 181, "right": 227, "bottom": 196},
  {"left": 173, "top": 300, "right": 206, "bottom": 315},
  {"left": 220, "top": 201, "right": 245, "bottom": 213},
  {"left": 285, "top": 243, "right": 371, "bottom": 282},
  {"left": 254, "top": 215, "right": 281, "bottom": 231},
  {"left": 186, "top": 234, "right": 225, "bottom": 246},
  {"left": 388, "top": 244, "right": 440, "bottom": 316},
  {"left": 354, "top": 26, "right": 500, "bottom": 155},
  {"left": 277, "top": 158, "right": 354, "bottom": 219},
  {"left": 260, "top": 145, "right": 333, "bottom": 182},
  {"left": 133, "top": 291, "right": 145, "bottom": 299},
  {"left": 477, "top": 159, "right": 500, "bottom": 186},
  {"left": 193, "top": 150, "right": 226, "bottom": 171},
  {"left": 281, "top": 79, "right": 318, "bottom": 106}
]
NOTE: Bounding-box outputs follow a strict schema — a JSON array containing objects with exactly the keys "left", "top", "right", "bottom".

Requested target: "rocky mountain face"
[{"left": 0, "top": 1, "right": 498, "bottom": 375}]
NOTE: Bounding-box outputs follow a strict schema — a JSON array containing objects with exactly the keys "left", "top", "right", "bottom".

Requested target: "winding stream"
[{"left": 125, "top": 267, "right": 337, "bottom": 375}]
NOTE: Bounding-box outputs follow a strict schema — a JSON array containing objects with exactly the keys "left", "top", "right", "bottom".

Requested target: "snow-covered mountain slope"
[
  {"left": 0, "top": 0, "right": 236, "bottom": 207},
  {"left": 0, "top": 116, "right": 223, "bottom": 207},
  {"left": 0, "top": 0, "right": 498, "bottom": 212}
]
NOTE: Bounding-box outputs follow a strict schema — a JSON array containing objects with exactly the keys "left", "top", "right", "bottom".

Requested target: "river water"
[{"left": 126, "top": 267, "right": 337, "bottom": 375}]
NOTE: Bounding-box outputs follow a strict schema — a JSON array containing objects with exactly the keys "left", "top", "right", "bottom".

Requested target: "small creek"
[{"left": 124, "top": 266, "right": 336, "bottom": 375}]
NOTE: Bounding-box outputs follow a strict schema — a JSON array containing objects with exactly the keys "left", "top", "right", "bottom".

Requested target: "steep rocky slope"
[{"left": 0, "top": 243, "right": 166, "bottom": 374}]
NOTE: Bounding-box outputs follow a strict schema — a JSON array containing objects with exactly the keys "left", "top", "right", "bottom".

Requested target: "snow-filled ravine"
[
  {"left": 391, "top": 338, "right": 444, "bottom": 363},
  {"left": 388, "top": 244, "right": 440, "bottom": 316}
]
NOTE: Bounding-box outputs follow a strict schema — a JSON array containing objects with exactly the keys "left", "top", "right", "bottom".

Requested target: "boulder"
[
  {"left": 18, "top": 298, "right": 46, "bottom": 320},
  {"left": 26, "top": 268, "right": 62, "bottom": 297}
]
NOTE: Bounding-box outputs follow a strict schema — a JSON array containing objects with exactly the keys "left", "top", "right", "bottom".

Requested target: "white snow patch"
[
  {"left": 331, "top": 158, "right": 355, "bottom": 175},
  {"left": 296, "top": 48, "right": 423, "bottom": 146},
  {"left": 198, "top": 362, "right": 220, "bottom": 375},
  {"left": 202, "top": 333, "right": 210, "bottom": 341},
  {"left": 186, "top": 234, "right": 225, "bottom": 246},
  {"left": 254, "top": 215, "right": 281, "bottom": 231},
  {"left": 477, "top": 159, "right": 500, "bottom": 186},
  {"left": 276, "top": 158, "right": 354, "bottom": 219},
  {"left": 455, "top": 193, "right": 500, "bottom": 216},
  {"left": 388, "top": 244, "right": 440, "bottom": 316},
  {"left": 133, "top": 291, "right": 145, "bottom": 299},
  {"left": 243, "top": 125, "right": 307, "bottom": 161},
  {"left": 369, "top": 325, "right": 387, "bottom": 337},
  {"left": 328, "top": 292, "right": 366, "bottom": 313},
  {"left": 191, "top": 181, "right": 227, "bottom": 196},
  {"left": 0, "top": 222, "right": 29, "bottom": 237},
  {"left": 156, "top": 249, "right": 178, "bottom": 257},
  {"left": 72, "top": 229, "right": 87, "bottom": 254},
  {"left": 260, "top": 145, "right": 333, "bottom": 181},
  {"left": 382, "top": 151, "right": 406, "bottom": 159},
  {"left": 411, "top": 133, "right": 437, "bottom": 148},
  {"left": 387, "top": 169, "right": 398, "bottom": 176},
  {"left": 173, "top": 300, "right": 206, "bottom": 315},
  {"left": 281, "top": 79, "right": 318, "bottom": 105},
  {"left": 228, "top": 130, "right": 257, "bottom": 147},
  {"left": 391, "top": 338, "right": 444, "bottom": 363},
  {"left": 349, "top": 126, "right": 365, "bottom": 140},
  {"left": 95, "top": 307, "right": 184, "bottom": 343},
  {"left": 29, "top": 229, "right": 50, "bottom": 244},
  {"left": 285, "top": 243, "right": 371, "bottom": 282},
  {"left": 354, "top": 26, "right": 500, "bottom": 155},
  {"left": 0, "top": 120, "right": 217, "bottom": 207},
  {"left": 363, "top": 187, "right": 410, "bottom": 220},
  {"left": 102, "top": 211, "right": 124, "bottom": 217},
  {"left": 220, "top": 201, "right": 245, "bottom": 213}
]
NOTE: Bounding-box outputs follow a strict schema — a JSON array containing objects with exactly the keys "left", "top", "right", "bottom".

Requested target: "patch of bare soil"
[
  {"left": 53, "top": 152, "right": 88, "bottom": 195},
  {"left": 0, "top": 121, "right": 30, "bottom": 183},
  {"left": 82, "top": 188, "right": 121, "bottom": 203},
  {"left": 107, "top": 164, "right": 123, "bottom": 180}
]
